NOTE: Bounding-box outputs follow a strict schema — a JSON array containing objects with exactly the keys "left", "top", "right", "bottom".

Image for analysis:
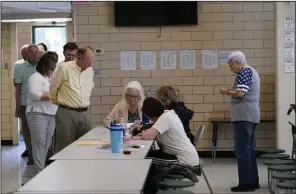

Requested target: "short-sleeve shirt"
[
  {"left": 230, "top": 67, "right": 260, "bottom": 123},
  {"left": 152, "top": 110, "right": 200, "bottom": 166},
  {"left": 15, "top": 62, "right": 37, "bottom": 106}
]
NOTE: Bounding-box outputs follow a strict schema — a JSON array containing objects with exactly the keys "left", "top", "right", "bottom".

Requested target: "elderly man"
[
  {"left": 15, "top": 44, "right": 39, "bottom": 165},
  {"left": 11, "top": 44, "right": 29, "bottom": 83},
  {"left": 220, "top": 51, "right": 260, "bottom": 192},
  {"left": 50, "top": 46, "right": 95, "bottom": 152}
]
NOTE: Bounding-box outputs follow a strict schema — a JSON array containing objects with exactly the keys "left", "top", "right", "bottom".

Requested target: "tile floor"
[{"left": 2, "top": 141, "right": 269, "bottom": 194}]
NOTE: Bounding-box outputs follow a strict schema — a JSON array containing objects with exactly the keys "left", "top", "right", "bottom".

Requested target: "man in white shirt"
[{"left": 139, "top": 97, "right": 200, "bottom": 194}]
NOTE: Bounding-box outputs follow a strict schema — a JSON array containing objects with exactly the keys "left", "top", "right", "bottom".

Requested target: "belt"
[{"left": 59, "top": 105, "right": 88, "bottom": 112}]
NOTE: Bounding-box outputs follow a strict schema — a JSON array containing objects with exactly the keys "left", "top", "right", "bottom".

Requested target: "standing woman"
[{"left": 26, "top": 51, "right": 58, "bottom": 173}]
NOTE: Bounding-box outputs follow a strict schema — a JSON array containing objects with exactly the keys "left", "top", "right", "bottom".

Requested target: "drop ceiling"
[{"left": 1, "top": 2, "right": 72, "bottom": 22}]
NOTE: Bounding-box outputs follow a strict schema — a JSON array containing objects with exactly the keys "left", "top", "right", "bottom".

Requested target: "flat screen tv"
[{"left": 114, "top": 1, "right": 198, "bottom": 27}]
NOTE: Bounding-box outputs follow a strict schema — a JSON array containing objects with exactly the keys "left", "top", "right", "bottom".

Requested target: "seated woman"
[
  {"left": 138, "top": 97, "right": 200, "bottom": 194},
  {"left": 156, "top": 86, "right": 195, "bottom": 144},
  {"left": 104, "top": 81, "right": 146, "bottom": 125},
  {"left": 26, "top": 51, "right": 58, "bottom": 174}
]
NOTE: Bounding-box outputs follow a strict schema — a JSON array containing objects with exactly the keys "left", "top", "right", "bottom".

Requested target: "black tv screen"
[{"left": 114, "top": 1, "right": 198, "bottom": 27}]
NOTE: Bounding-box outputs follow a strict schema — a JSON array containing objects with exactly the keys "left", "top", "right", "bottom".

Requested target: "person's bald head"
[
  {"left": 20, "top": 44, "right": 29, "bottom": 60},
  {"left": 76, "top": 46, "right": 94, "bottom": 70},
  {"left": 27, "top": 44, "right": 39, "bottom": 65}
]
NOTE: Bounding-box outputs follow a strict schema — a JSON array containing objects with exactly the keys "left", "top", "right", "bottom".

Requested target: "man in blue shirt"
[{"left": 15, "top": 44, "right": 39, "bottom": 165}]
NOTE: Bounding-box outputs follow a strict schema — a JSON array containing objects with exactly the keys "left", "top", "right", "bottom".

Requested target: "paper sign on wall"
[
  {"left": 284, "top": 17, "right": 295, "bottom": 73},
  {"left": 180, "top": 50, "right": 196, "bottom": 69},
  {"left": 202, "top": 50, "right": 218, "bottom": 69},
  {"left": 219, "top": 51, "right": 232, "bottom": 67},
  {"left": 120, "top": 51, "right": 136, "bottom": 70},
  {"left": 140, "top": 51, "right": 156, "bottom": 70},
  {"left": 160, "top": 50, "right": 176, "bottom": 69}
]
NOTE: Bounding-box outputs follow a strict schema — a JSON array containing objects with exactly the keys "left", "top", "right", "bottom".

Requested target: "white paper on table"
[
  {"left": 285, "top": 65, "right": 295, "bottom": 73},
  {"left": 284, "top": 37, "right": 295, "bottom": 44},
  {"left": 284, "top": 31, "right": 295, "bottom": 38},
  {"left": 284, "top": 23, "right": 294, "bottom": 31},
  {"left": 284, "top": 17, "right": 294, "bottom": 25},
  {"left": 140, "top": 51, "right": 156, "bottom": 70},
  {"left": 202, "top": 50, "right": 218, "bottom": 69},
  {"left": 180, "top": 50, "right": 196, "bottom": 69},
  {"left": 120, "top": 51, "right": 136, "bottom": 70},
  {"left": 160, "top": 50, "right": 176, "bottom": 69}
]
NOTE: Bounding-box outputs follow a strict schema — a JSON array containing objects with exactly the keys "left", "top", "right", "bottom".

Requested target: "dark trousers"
[
  {"left": 233, "top": 121, "right": 259, "bottom": 185},
  {"left": 20, "top": 106, "right": 33, "bottom": 161}
]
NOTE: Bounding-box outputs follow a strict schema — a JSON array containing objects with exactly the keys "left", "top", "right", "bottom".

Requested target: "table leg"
[{"left": 212, "top": 123, "right": 218, "bottom": 163}]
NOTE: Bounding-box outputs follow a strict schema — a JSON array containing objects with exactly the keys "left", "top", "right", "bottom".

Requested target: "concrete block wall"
[
  {"left": 72, "top": 2, "right": 276, "bottom": 150},
  {"left": 1, "top": 23, "right": 13, "bottom": 140}
]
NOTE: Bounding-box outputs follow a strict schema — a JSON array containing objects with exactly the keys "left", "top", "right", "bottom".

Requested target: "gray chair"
[
  {"left": 255, "top": 148, "right": 285, "bottom": 155},
  {"left": 260, "top": 153, "right": 290, "bottom": 160},
  {"left": 276, "top": 181, "right": 296, "bottom": 194},
  {"left": 267, "top": 165, "right": 296, "bottom": 193},
  {"left": 157, "top": 190, "right": 194, "bottom": 194},
  {"left": 159, "top": 179, "right": 196, "bottom": 190}
]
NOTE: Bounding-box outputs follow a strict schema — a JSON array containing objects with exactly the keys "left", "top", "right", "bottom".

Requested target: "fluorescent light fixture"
[{"left": 1, "top": 18, "right": 72, "bottom": 23}]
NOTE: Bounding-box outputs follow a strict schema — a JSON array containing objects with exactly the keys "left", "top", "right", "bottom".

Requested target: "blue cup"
[{"left": 109, "top": 124, "right": 123, "bottom": 153}]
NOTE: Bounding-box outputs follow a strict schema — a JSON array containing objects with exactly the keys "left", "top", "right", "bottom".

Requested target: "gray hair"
[
  {"left": 20, "top": 44, "right": 29, "bottom": 52},
  {"left": 227, "top": 51, "right": 247, "bottom": 65}
]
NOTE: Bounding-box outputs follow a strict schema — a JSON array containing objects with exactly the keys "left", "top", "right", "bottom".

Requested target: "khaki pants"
[
  {"left": 54, "top": 107, "right": 92, "bottom": 153},
  {"left": 20, "top": 106, "right": 33, "bottom": 161}
]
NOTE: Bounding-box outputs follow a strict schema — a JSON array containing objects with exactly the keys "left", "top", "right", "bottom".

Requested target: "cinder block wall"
[
  {"left": 1, "top": 2, "right": 276, "bottom": 149},
  {"left": 1, "top": 23, "right": 13, "bottom": 141}
]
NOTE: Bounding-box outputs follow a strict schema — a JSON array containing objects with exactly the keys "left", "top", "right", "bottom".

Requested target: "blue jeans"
[{"left": 233, "top": 121, "right": 259, "bottom": 185}]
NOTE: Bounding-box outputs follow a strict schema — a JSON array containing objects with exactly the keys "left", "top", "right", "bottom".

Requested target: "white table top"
[
  {"left": 50, "top": 139, "right": 154, "bottom": 160},
  {"left": 79, "top": 126, "right": 110, "bottom": 140},
  {"left": 16, "top": 160, "right": 152, "bottom": 194}
]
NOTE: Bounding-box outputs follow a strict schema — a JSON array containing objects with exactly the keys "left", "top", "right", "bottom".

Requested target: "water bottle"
[{"left": 123, "top": 130, "right": 132, "bottom": 151}]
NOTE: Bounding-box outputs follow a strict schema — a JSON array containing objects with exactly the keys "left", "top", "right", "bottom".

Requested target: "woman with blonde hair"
[
  {"left": 156, "top": 85, "right": 195, "bottom": 144},
  {"left": 104, "top": 81, "right": 146, "bottom": 125}
]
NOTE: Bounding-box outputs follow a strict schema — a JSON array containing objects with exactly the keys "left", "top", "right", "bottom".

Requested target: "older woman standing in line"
[
  {"left": 104, "top": 81, "right": 146, "bottom": 125},
  {"left": 26, "top": 51, "right": 58, "bottom": 173},
  {"left": 220, "top": 51, "right": 260, "bottom": 192}
]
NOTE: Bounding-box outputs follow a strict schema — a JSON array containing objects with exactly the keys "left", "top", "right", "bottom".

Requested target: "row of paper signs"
[
  {"left": 284, "top": 17, "right": 295, "bottom": 73},
  {"left": 120, "top": 50, "right": 232, "bottom": 70}
]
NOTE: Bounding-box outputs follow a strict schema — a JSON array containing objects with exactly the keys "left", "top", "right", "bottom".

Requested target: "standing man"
[
  {"left": 11, "top": 44, "right": 29, "bottom": 83},
  {"left": 49, "top": 46, "right": 95, "bottom": 152},
  {"left": 220, "top": 51, "right": 260, "bottom": 192},
  {"left": 15, "top": 44, "right": 39, "bottom": 165},
  {"left": 12, "top": 44, "right": 29, "bottom": 158},
  {"left": 51, "top": 42, "right": 78, "bottom": 80}
]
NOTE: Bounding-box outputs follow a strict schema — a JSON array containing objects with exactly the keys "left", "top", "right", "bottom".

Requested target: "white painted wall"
[
  {"left": 276, "top": 2, "right": 295, "bottom": 156},
  {"left": 2, "top": 2, "right": 71, "bottom": 13}
]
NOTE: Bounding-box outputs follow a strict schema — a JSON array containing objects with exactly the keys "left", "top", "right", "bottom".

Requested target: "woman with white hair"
[
  {"left": 104, "top": 81, "right": 146, "bottom": 125},
  {"left": 220, "top": 51, "right": 260, "bottom": 192}
]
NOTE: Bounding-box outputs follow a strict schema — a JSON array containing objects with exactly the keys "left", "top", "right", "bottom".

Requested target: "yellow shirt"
[{"left": 49, "top": 61, "right": 95, "bottom": 108}]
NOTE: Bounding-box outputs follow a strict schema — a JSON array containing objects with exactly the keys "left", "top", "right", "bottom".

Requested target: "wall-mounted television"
[{"left": 114, "top": 1, "right": 198, "bottom": 27}]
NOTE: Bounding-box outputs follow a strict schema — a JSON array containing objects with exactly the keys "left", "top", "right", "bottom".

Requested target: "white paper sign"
[
  {"left": 219, "top": 51, "right": 232, "bottom": 66},
  {"left": 284, "top": 31, "right": 295, "bottom": 38},
  {"left": 285, "top": 59, "right": 295, "bottom": 66},
  {"left": 285, "top": 45, "right": 295, "bottom": 53},
  {"left": 285, "top": 51, "right": 295, "bottom": 59},
  {"left": 120, "top": 51, "right": 136, "bottom": 70},
  {"left": 180, "top": 50, "right": 196, "bottom": 69},
  {"left": 284, "top": 37, "right": 294, "bottom": 44},
  {"left": 160, "top": 50, "right": 176, "bottom": 69},
  {"left": 140, "top": 51, "right": 156, "bottom": 70},
  {"left": 285, "top": 65, "right": 295, "bottom": 73},
  {"left": 284, "top": 17, "right": 294, "bottom": 24},
  {"left": 202, "top": 50, "right": 218, "bottom": 69},
  {"left": 284, "top": 23, "right": 294, "bottom": 31}
]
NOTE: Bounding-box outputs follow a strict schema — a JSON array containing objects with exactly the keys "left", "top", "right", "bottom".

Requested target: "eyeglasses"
[{"left": 126, "top": 94, "right": 139, "bottom": 99}]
